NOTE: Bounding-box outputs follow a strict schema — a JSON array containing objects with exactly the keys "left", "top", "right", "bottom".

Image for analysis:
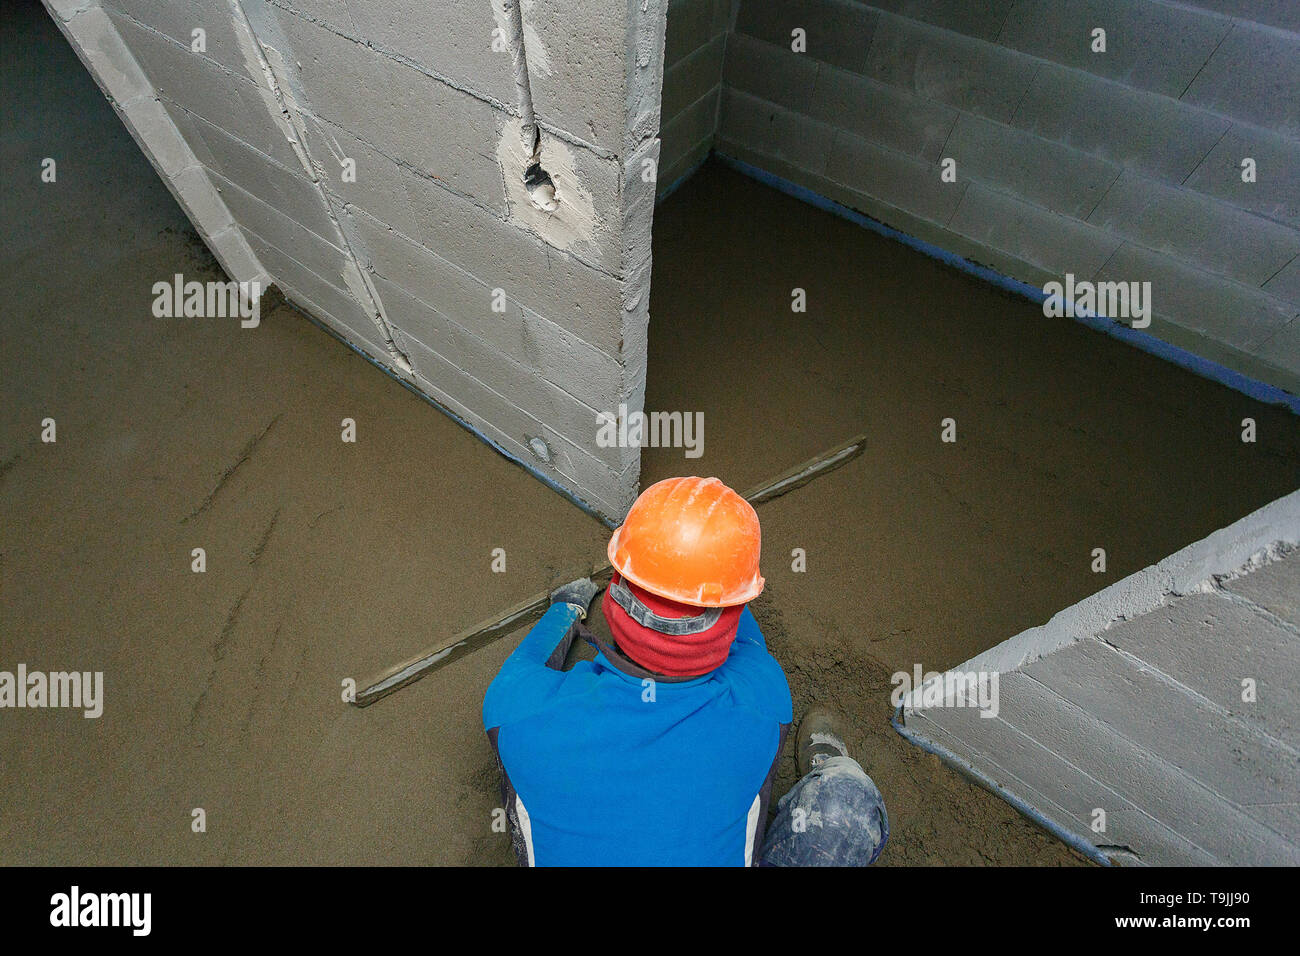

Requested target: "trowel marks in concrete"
[{"left": 45, "top": 0, "right": 657, "bottom": 516}]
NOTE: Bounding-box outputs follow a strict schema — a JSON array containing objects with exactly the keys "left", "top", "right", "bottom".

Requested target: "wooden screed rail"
[{"left": 351, "top": 433, "right": 867, "bottom": 708}]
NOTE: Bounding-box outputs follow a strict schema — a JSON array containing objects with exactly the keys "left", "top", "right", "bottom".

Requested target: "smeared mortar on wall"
[
  {"left": 488, "top": 0, "right": 602, "bottom": 253},
  {"left": 226, "top": 0, "right": 412, "bottom": 373},
  {"left": 497, "top": 118, "right": 600, "bottom": 256},
  {"left": 491, "top": 0, "right": 538, "bottom": 148}
]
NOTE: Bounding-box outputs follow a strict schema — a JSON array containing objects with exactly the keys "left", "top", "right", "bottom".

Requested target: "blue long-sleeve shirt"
[{"left": 483, "top": 602, "right": 792, "bottom": 866}]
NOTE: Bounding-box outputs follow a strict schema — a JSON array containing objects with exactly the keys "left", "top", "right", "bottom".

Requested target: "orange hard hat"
[{"left": 607, "top": 476, "right": 763, "bottom": 607}]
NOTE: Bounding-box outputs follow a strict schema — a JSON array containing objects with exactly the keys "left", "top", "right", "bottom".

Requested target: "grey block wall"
[
  {"left": 900, "top": 488, "right": 1300, "bottom": 866},
  {"left": 44, "top": 0, "right": 669, "bottom": 519},
  {"left": 658, "top": 0, "right": 731, "bottom": 192},
  {"left": 714, "top": 0, "right": 1300, "bottom": 394}
]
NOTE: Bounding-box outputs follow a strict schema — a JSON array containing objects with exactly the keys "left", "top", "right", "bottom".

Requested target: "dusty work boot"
[
  {"left": 763, "top": 716, "right": 889, "bottom": 865},
  {"left": 796, "top": 707, "right": 852, "bottom": 776}
]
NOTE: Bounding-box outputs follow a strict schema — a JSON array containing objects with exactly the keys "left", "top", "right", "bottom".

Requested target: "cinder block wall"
[
  {"left": 659, "top": 0, "right": 731, "bottom": 191},
  {"left": 45, "top": 0, "right": 669, "bottom": 519},
  {"left": 901, "top": 487, "right": 1300, "bottom": 865},
  {"left": 714, "top": 0, "right": 1300, "bottom": 393}
]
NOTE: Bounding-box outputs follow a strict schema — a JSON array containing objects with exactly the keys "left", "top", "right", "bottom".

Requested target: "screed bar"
[
  {"left": 351, "top": 433, "right": 867, "bottom": 707},
  {"left": 351, "top": 562, "right": 615, "bottom": 708},
  {"left": 740, "top": 431, "right": 866, "bottom": 505}
]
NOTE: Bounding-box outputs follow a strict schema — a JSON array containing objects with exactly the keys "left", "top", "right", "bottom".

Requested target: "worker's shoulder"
[
  {"left": 716, "top": 635, "right": 792, "bottom": 724},
  {"left": 483, "top": 658, "right": 587, "bottom": 730}
]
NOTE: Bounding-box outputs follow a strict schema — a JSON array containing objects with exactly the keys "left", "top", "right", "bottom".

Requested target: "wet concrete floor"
[{"left": 5, "top": 2, "right": 1297, "bottom": 865}]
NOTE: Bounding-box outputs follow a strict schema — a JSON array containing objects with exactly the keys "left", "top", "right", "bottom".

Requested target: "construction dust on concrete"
[{"left": 6, "top": 2, "right": 1300, "bottom": 867}]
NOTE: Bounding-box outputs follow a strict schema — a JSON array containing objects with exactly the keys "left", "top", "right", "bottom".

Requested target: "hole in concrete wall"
[
  {"left": 523, "top": 127, "right": 557, "bottom": 212},
  {"left": 524, "top": 160, "right": 557, "bottom": 212}
]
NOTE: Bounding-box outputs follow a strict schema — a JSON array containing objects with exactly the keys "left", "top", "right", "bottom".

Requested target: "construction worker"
[{"left": 482, "top": 476, "right": 888, "bottom": 866}]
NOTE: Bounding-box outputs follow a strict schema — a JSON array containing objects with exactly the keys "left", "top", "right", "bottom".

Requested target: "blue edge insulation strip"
[
  {"left": 891, "top": 704, "right": 1115, "bottom": 866},
  {"left": 302, "top": 152, "right": 1294, "bottom": 860},
  {"left": 710, "top": 153, "right": 1299, "bottom": 415},
  {"left": 319, "top": 149, "right": 1293, "bottom": 528}
]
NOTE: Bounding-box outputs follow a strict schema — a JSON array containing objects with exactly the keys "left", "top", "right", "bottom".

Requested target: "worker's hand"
[{"left": 550, "top": 577, "right": 601, "bottom": 619}]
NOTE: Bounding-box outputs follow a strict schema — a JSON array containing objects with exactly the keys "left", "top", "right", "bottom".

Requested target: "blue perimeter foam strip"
[
  {"left": 291, "top": 307, "right": 618, "bottom": 529},
  {"left": 656, "top": 153, "right": 710, "bottom": 205},
  {"left": 710, "top": 152, "right": 1300, "bottom": 415},
  {"left": 891, "top": 706, "right": 1115, "bottom": 866}
]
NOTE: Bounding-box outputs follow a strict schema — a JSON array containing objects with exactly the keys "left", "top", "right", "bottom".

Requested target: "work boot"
[{"left": 796, "top": 707, "right": 851, "bottom": 776}]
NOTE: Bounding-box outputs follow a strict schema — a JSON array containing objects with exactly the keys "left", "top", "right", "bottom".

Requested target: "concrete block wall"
[
  {"left": 900, "top": 488, "right": 1300, "bottom": 865},
  {"left": 658, "top": 0, "right": 731, "bottom": 192},
  {"left": 44, "top": 0, "right": 670, "bottom": 519},
  {"left": 713, "top": 0, "right": 1300, "bottom": 395}
]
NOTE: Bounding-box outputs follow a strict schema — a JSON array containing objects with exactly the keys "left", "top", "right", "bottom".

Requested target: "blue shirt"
[{"left": 483, "top": 603, "right": 792, "bottom": 866}]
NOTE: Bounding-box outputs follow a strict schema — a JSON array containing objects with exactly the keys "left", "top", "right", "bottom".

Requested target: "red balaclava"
[{"left": 601, "top": 572, "right": 743, "bottom": 677}]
